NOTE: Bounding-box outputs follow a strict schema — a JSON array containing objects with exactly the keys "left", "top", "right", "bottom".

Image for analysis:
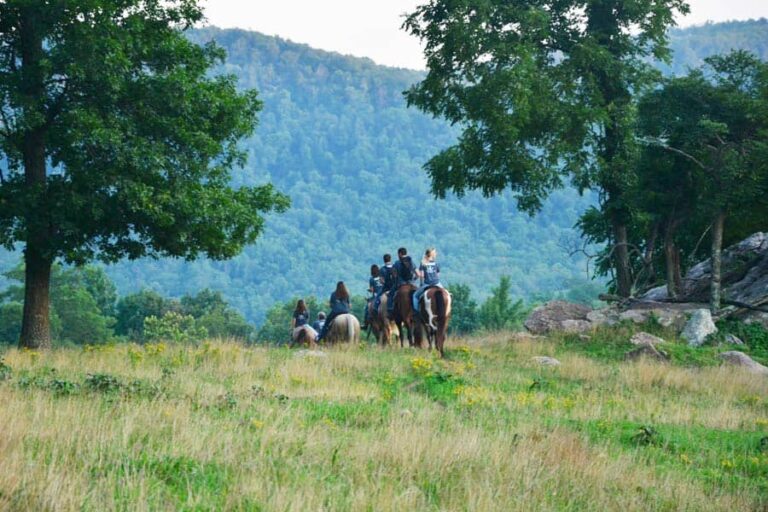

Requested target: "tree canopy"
[
  {"left": 404, "top": 0, "right": 689, "bottom": 297},
  {"left": 0, "top": 1, "right": 288, "bottom": 347}
]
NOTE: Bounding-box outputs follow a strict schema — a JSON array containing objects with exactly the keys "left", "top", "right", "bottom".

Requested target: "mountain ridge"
[{"left": 3, "top": 19, "right": 768, "bottom": 324}]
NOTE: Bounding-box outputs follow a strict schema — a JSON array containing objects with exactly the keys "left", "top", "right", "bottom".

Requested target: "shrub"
[{"left": 144, "top": 312, "right": 208, "bottom": 344}]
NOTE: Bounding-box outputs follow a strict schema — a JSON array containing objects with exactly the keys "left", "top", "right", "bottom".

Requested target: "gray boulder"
[
  {"left": 624, "top": 343, "right": 670, "bottom": 362},
  {"left": 295, "top": 350, "right": 327, "bottom": 358},
  {"left": 524, "top": 301, "right": 592, "bottom": 335},
  {"left": 630, "top": 332, "right": 665, "bottom": 346},
  {"left": 532, "top": 356, "right": 561, "bottom": 367},
  {"left": 718, "top": 351, "right": 768, "bottom": 375},
  {"left": 724, "top": 334, "right": 744, "bottom": 346},
  {"left": 681, "top": 309, "right": 717, "bottom": 347},
  {"left": 586, "top": 305, "right": 691, "bottom": 330}
]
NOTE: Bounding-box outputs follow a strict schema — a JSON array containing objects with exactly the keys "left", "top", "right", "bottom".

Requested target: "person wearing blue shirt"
[
  {"left": 312, "top": 312, "right": 326, "bottom": 333},
  {"left": 413, "top": 247, "right": 443, "bottom": 312},
  {"left": 363, "top": 264, "right": 383, "bottom": 329}
]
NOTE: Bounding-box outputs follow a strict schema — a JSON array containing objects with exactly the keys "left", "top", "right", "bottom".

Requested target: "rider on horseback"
[
  {"left": 312, "top": 312, "right": 326, "bottom": 334},
  {"left": 291, "top": 299, "right": 311, "bottom": 331},
  {"left": 413, "top": 248, "right": 443, "bottom": 312},
  {"left": 377, "top": 253, "right": 394, "bottom": 312},
  {"left": 388, "top": 247, "right": 417, "bottom": 316},
  {"left": 363, "top": 264, "right": 383, "bottom": 329},
  {"left": 316, "top": 281, "right": 351, "bottom": 343}
]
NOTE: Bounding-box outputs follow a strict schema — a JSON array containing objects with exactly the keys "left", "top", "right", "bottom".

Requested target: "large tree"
[
  {"left": 638, "top": 51, "right": 768, "bottom": 311},
  {"left": 404, "top": 0, "right": 688, "bottom": 297},
  {"left": 0, "top": 1, "right": 288, "bottom": 348}
]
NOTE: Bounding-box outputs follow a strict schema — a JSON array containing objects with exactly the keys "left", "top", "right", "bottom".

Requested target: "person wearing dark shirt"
[
  {"left": 388, "top": 247, "right": 416, "bottom": 315},
  {"left": 312, "top": 312, "right": 326, "bottom": 333},
  {"left": 364, "top": 264, "right": 383, "bottom": 329},
  {"left": 394, "top": 247, "right": 417, "bottom": 287},
  {"left": 376, "top": 254, "right": 394, "bottom": 315},
  {"left": 291, "top": 299, "right": 311, "bottom": 330},
  {"left": 316, "top": 281, "right": 351, "bottom": 342},
  {"left": 413, "top": 247, "right": 443, "bottom": 312}
]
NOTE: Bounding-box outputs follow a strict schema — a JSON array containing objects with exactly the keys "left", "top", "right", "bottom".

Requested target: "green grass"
[{"left": 1, "top": 325, "right": 767, "bottom": 511}]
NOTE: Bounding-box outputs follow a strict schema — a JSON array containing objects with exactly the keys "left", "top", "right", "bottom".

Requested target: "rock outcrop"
[
  {"left": 524, "top": 301, "right": 592, "bottom": 335},
  {"left": 642, "top": 232, "right": 768, "bottom": 327},
  {"left": 521, "top": 233, "right": 768, "bottom": 340},
  {"left": 718, "top": 351, "right": 768, "bottom": 375}
]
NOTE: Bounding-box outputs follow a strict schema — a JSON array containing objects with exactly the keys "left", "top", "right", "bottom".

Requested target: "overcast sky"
[{"left": 202, "top": 1, "right": 768, "bottom": 70}]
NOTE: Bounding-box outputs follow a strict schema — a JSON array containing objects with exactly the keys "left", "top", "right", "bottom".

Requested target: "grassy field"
[{"left": 1, "top": 324, "right": 767, "bottom": 511}]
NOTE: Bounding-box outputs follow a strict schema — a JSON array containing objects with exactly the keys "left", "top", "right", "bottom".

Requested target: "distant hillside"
[
  {"left": 102, "top": 27, "right": 597, "bottom": 322},
  {"left": 665, "top": 18, "right": 768, "bottom": 75},
  {"left": 3, "top": 19, "right": 767, "bottom": 324}
]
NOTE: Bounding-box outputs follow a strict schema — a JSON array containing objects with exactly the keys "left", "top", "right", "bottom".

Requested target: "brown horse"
[
  {"left": 291, "top": 325, "right": 317, "bottom": 348},
  {"left": 393, "top": 284, "right": 422, "bottom": 348},
  {"left": 417, "top": 287, "right": 452, "bottom": 357},
  {"left": 324, "top": 314, "right": 361, "bottom": 345}
]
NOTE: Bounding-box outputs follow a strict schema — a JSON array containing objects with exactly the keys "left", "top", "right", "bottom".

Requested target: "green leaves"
[
  {"left": 0, "top": 0, "right": 288, "bottom": 264},
  {"left": 404, "top": 0, "right": 688, "bottom": 213}
]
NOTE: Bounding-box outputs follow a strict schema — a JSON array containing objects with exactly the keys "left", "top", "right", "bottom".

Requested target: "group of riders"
[{"left": 290, "top": 246, "right": 443, "bottom": 343}]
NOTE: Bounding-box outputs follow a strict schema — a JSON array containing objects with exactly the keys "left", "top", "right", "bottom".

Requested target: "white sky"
[{"left": 202, "top": 1, "right": 768, "bottom": 70}]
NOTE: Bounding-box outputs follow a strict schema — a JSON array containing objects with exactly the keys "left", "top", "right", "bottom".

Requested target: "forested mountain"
[
  {"left": 665, "top": 19, "right": 768, "bottom": 75},
  {"left": 2, "top": 19, "right": 767, "bottom": 324}
]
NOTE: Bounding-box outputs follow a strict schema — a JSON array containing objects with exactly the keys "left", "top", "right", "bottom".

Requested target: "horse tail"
[
  {"left": 435, "top": 289, "right": 451, "bottom": 357},
  {"left": 435, "top": 289, "right": 445, "bottom": 327},
  {"left": 296, "top": 327, "right": 306, "bottom": 347},
  {"left": 347, "top": 315, "right": 355, "bottom": 342}
]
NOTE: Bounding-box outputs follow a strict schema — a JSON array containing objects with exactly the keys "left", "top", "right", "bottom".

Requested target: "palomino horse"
[
  {"left": 324, "top": 313, "right": 361, "bottom": 344},
  {"left": 393, "top": 284, "right": 422, "bottom": 348},
  {"left": 370, "top": 294, "right": 398, "bottom": 346},
  {"left": 291, "top": 325, "right": 317, "bottom": 348},
  {"left": 417, "top": 287, "right": 452, "bottom": 358}
]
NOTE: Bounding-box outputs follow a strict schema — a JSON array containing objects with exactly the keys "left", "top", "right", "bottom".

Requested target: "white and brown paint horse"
[
  {"left": 417, "top": 287, "right": 452, "bottom": 357},
  {"left": 291, "top": 325, "right": 317, "bottom": 348}
]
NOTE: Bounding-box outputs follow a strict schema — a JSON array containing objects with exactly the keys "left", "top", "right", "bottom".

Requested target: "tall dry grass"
[{"left": 0, "top": 336, "right": 766, "bottom": 511}]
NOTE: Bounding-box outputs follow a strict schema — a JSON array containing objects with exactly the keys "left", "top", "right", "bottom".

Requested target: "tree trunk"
[
  {"left": 710, "top": 210, "right": 726, "bottom": 313},
  {"left": 612, "top": 221, "right": 632, "bottom": 298},
  {"left": 18, "top": 9, "right": 53, "bottom": 349},
  {"left": 664, "top": 219, "right": 681, "bottom": 298},
  {"left": 673, "top": 246, "right": 683, "bottom": 293},
  {"left": 20, "top": 248, "right": 52, "bottom": 349},
  {"left": 643, "top": 223, "right": 659, "bottom": 287}
]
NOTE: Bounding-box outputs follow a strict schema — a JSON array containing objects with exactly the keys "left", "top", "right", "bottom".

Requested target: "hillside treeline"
[
  {"left": 0, "top": 265, "right": 603, "bottom": 345},
  {"left": 1, "top": 20, "right": 767, "bottom": 324}
]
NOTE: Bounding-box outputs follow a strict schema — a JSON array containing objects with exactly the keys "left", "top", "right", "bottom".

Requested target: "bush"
[{"left": 144, "top": 312, "right": 208, "bottom": 344}]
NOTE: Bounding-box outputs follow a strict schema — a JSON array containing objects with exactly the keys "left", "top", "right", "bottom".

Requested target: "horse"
[
  {"left": 393, "top": 284, "right": 422, "bottom": 348},
  {"left": 370, "top": 294, "right": 398, "bottom": 346},
  {"left": 324, "top": 313, "right": 361, "bottom": 344},
  {"left": 290, "top": 325, "right": 317, "bottom": 348},
  {"left": 417, "top": 287, "right": 452, "bottom": 358}
]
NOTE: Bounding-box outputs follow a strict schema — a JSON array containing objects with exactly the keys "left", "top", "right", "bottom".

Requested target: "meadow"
[{"left": 1, "top": 324, "right": 767, "bottom": 511}]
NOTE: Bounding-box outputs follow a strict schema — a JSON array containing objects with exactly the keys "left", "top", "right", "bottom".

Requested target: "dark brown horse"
[
  {"left": 393, "top": 284, "right": 422, "bottom": 348},
  {"left": 417, "top": 287, "right": 452, "bottom": 357}
]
